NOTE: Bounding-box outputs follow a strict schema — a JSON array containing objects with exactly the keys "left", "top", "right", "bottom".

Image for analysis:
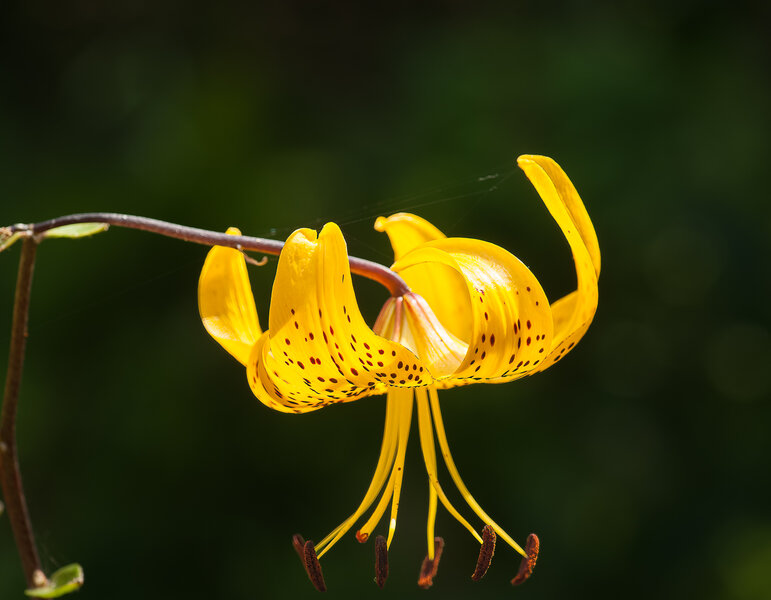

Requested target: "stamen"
[
  {"left": 315, "top": 395, "right": 399, "bottom": 558},
  {"left": 356, "top": 470, "right": 396, "bottom": 542},
  {"left": 511, "top": 533, "right": 539, "bottom": 585},
  {"left": 292, "top": 533, "right": 306, "bottom": 561},
  {"left": 428, "top": 387, "right": 526, "bottom": 556},
  {"left": 415, "top": 389, "right": 483, "bottom": 544},
  {"left": 471, "top": 525, "right": 496, "bottom": 581},
  {"left": 294, "top": 537, "right": 327, "bottom": 592},
  {"left": 356, "top": 389, "right": 413, "bottom": 548},
  {"left": 417, "top": 537, "right": 445, "bottom": 589},
  {"left": 426, "top": 483, "right": 438, "bottom": 559},
  {"left": 374, "top": 535, "right": 389, "bottom": 588},
  {"left": 384, "top": 395, "right": 409, "bottom": 546}
]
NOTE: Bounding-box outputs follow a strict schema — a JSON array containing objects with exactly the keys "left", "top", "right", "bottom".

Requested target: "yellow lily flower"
[{"left": 198, "top": 155, "right": 600, "bottom": 590}]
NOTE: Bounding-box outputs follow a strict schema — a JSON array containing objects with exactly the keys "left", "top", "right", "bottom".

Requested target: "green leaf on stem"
[
  {"left": 25, "top": 564, "right": 84, "bottom": 598},
  {"left": 0, "top": 229, "right": 25, "bottom": 253},
  {"left": 43, "top": 223, "right": 109, "bottom": 239}
]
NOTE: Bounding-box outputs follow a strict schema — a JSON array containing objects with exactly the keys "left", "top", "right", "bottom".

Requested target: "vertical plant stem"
[{"left": 0, "top": 238, "right": 46, "bottom": 588}]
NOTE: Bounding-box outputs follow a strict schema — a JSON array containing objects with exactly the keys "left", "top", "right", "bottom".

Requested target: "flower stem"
[
  {"left": 7, "top": 212, "right": 411, "bottom": 296},
  {"left": 0, "top": 211, "right": 409, "bottom": 590},
  {"left": 0, "top": 238, "right": 46, "bottom": 589}
]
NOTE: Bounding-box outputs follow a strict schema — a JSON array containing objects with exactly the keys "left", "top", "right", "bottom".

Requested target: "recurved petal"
[
  {"left": 392, "top": 238, "right": 554, "bottom": 384},
  {"left": 198, "top": 227, "right": 262, "bottom": 366},
  {"left": 516, "top": 155, "right": 600, "bottom": 372},
  {"left": 375, "top": 213, "right": 472, "bottom": 342},
  {"left": 246, "top": 331, "right": 303, "bottom": 413},
  {"left": 374, "top": 213, "right": 446, "bottom": 260},
  {"left": 247, "top": 223, "right": 430, "bottom": 413}
]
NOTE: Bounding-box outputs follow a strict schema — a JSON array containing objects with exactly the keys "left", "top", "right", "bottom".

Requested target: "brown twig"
[
  {"left": 0, "top": 239, "right": 47, "bottom": 589},
  {"left": 5, "top": 213, "right": 410, "bottom": 297},
  {"left": 0, "top": 213, "right": 411, "bottom": 592}
]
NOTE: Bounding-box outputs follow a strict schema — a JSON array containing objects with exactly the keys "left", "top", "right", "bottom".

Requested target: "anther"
[
  {"left": 417, "top": 537, "right": 445, "bottom": 589},
  {"left": 471, "top": 524, "right": 496, "bottom": 581},
  {"left": 292, "top": 534, "right": 327, "bottom": 592},
  {"left": 355, "top": 530, "right": 369, "bottom": 543},
  {"left": 292, "top": 533, "right": 306, "bottom": 561},
  {"left": 510, "top": 533, "right": 539, "bottom": 586},
  {"left": 374, "top": 535, "right": 389, "bottom": 589}
]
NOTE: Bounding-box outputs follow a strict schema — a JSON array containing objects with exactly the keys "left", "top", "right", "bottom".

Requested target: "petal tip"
[{"left": 516, "top": 154, "right": 552, "bottom": 169}]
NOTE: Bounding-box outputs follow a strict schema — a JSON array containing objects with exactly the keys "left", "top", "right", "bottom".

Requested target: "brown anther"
[
  {"left": 374, "top": 535, "right": 389, "bottom": 589},
  {"left": 511, "top": 533, "right": 539, "bottom": 586},
  {"left": 292, "top": 533, "right": 306, "bottom": 561},
  {"left": 355, "top": 530, "right": 369, "bottom": 543},
  {"left": 293, "top": 536, "right": 327, "bottom": 592},
  {"left": 417, "top": 537, "right": 445, "bottom": 589},
  {"left": 471, "top": 524, "right": 496, "bottom": 581}
]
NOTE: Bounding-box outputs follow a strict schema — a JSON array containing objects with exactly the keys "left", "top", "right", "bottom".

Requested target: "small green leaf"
[
  {"left": 0, "top": 230, "right": 24, "bottom": 253},
  {"left": 25, "top": 564, "right": 84, "bottom": 598},
  {"left": 43, "top": 223, "right": 109, "bottom": 239}
]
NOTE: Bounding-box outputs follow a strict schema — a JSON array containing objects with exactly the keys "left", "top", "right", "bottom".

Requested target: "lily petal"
[
  {"left": 376, "top": 213, "right": 472, "bottom": 342},
  {"left": 248, "top": 223, "right": 429, "bottom": 413},
  {"left": 516, "top": 155, "right": 600, "bottom": 372},
  {"left": 374, "top": 294, "right": 467, "bottom": 380},
  {"left": 392, "top": 239, "right": 554, "bottom": 384},
  {"left": 198, "top": 227, "right": 262, "bottom": 366}
]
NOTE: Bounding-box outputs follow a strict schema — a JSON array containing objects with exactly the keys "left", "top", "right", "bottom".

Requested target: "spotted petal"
[
  {"left": 516, "top": 155, "right": 600, "bottom": 372},
  {"left": 375, "top": 213, "right": 472, "bottom": 342},
  {"left": 392, "top": 239, "right": 554, "bottom": 384},
  {"left": 247, "top": 223, "right": 430, "bottom": 414},
  {"left": 198, "top": 227, "right": 262, "bottom": 366}
]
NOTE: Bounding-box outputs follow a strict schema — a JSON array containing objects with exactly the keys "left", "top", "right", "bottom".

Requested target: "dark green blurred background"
[{"left": 2, "top": 1, "right": 770, "bottom": 599}]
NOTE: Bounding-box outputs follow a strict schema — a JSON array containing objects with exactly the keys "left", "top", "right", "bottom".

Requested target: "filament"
[
  {"left": 426, "top": 483, "right": 437, "bottom": 560},
  {"left": 356, "top": 388, "right": 413, "bottom": 548},
  {"left": 315, "top": 393, "right": 399, "bottom": 557},
  {"left": 415, "top": 388, "right": 483, "bottom": 545},
  {"left": 386, "top": 389, "right": 413, "bottom": 548},
  {"left": 428, "top": 386, "right": 526, "bottom": 557}
]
